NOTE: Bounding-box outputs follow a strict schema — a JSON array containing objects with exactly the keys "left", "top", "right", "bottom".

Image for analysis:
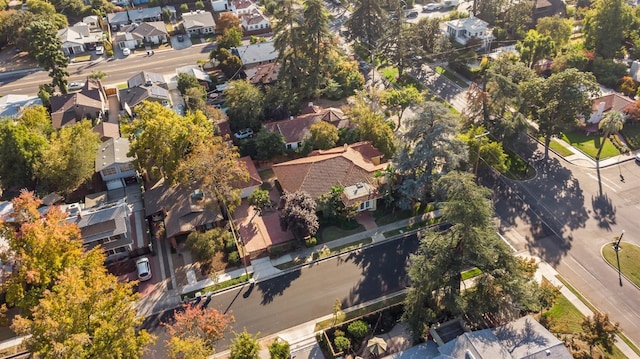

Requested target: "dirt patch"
[{"left": 0, "top": 48, "right": 38, "bottom": 72}]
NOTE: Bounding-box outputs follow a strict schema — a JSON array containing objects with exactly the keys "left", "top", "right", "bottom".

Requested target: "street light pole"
[{"left": 614, "top": 230, "right": 625, "bottom": 252}]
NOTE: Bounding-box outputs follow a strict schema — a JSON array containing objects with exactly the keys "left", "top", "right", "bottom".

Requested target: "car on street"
[
  {"left": 423, "top": 3, "right": 443, "bottom": 11},
  {"left": 636, "top": 153, "right": 640, "bottom": 163},
  {"left": 406, "top": 10, "right": 419, "bottom": 18},
  {"left": 122, "top": 47, "right": 131, "bottom": 56},
  {"left": 234, "top": 128, "right": 254, "bottom": 139},
  {"left": 67, "top": 82, "right": 84, "bottom": 91},
  {"left": 136, "top": 257, "right": 152, "bottom": 281},
  {"left": 95, "top": 45, "right": 104, "bottom": 55}
]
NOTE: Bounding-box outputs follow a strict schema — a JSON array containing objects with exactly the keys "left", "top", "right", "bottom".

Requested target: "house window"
[
  {"left": 120, "top": 163, "right": 135, "bottom": 172},
  {"left": 102, "top": 167, "right": 117, "bottom": 176},
  {"left": 106, "top": 246, "right": 127, "bottom": 256},
  {"left": 359, "top": 200, "right": 371, "bottom": 211}
]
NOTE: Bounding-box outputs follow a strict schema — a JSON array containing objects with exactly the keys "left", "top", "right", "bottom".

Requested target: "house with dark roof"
[
  {"left": 144, "top": 179, "right": 224, "bottom": 240},
  {"left": 531, "top": 0, "right": 566, "bottom": 23},
  {"left": 127, "top": 71, "right": 168, "bottom": 89},
  {"left": 272, "top": 142, "right": 386, "bottom": 211},
  {"left": 264, "top": 102, "right": 349, "bottom": 150},
  {"left": 246, "top": 62, "right": 280, "bottom": 87},
  {"left": 231, "top": 41, "right": 278, "bottom": 68},
  {"left": 66, "top": 201, "right": 133, "bottom": 260},
  {"left": 182, "top": 10, "right": 216, "bottom": 37},
  {"left": 119, "top": 85, "right": 171, "bottom": 111},
  {"left": 236, "top": 156, "right": 263, "bottom": 198},
  {"left": 93, "top": 122, "right": 121, "bottom": 142},
  {"left": 95, "top": 137, "right": 137, "bottom": 190},
  {"left": 50, "top": 80, "right": 107, "bottom": 129},
  {"left": 588, "top": 93, "right": 634, "bottom": 124}
]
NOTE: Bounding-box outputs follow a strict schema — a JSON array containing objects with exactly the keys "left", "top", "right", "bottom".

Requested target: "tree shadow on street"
[{"left": 256, "top": 268, "right": 302, "bottom": 305}]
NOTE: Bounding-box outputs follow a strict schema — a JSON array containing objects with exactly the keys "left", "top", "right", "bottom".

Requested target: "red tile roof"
[
  {"left": 591, "top": 93, "right": 634, "bottom": 113},
  {"left": 237, "top": 156, "right": 263, "bottom": 189},
  {"left": 272, "top": 142, "right": 386, "bottom": 200}
]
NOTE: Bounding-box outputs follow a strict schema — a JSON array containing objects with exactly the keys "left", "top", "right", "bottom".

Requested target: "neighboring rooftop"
[
  {"left": 232, "top": 41, "right": 278, "bottom": 66},
  {"left": 0, "top": 94, "right": 42, "bottom": 119},
  {"left": 95, "top": 137, "right": 134, "bottom": 172}
]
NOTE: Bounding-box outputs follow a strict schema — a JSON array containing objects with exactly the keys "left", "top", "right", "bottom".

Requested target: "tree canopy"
[
  {"left": 280, "top": 191, "right": 319, "bottom": 238},
  {"left": 584, "top": 0, "right": 633, "bottom": 58},
  {"left": 309, "top": 121, "right": 339, "bottom": 150},
  {"left": 224, "top": 80, "right": 265, "bottom": 131}
]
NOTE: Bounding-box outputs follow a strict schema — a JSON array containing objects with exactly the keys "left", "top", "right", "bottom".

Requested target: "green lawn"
[
  {"left": 374, "top": 203, "right": 437, "bottom": 226},
  {"left": 190, "top": 37, "right": 203, "bottom": 44},
  {"left": 461, "top": 267, "right": 482, "bottom": 280},
  {"left": 562, "top": 131, "right": 620, "bottom": 159},
  {"left": 380, "top": 66, "right": 399, "bottom": 83},
  {"left": 116, "top": 83, "right": 128, "bottom": 89},
  {"left": 602, "top": 241, "right": 640, "bottom": 288},
  {"left": 317, "top": 224, "right": 366, "bottom": 243},
  {"left": 435, "top": 66, "right": 468, "bottom": 87},
  {"left": 621, "top": 123, "right": 640, "bottom": 150},
  {"left": 546, "top": 294, "right": 584, "bottom": 333},
  {"left": 73, "top": 54, "right": 92, "bottom": 62},
  {"left": 549, "top": 139, "right": 574, "bottom": 157}
]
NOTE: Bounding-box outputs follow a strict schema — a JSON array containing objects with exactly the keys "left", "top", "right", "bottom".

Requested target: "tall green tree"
[
  {"left": 177, "top": 73, "right": 201, "bottom": 95},
  {"left": 229, "top": 329, "right": 261, "bottom": 359},
  {"left": 273, "top": 0, "right": 305, "bottom": 89},
  {"left": 521, "top": 69, "right": 600, "bottom": 158},
  {"left": 348, "top": 97, "right": 397, "bottom": 159},
  {"left": 122, "top": 101, "right": 213, "bottom": 182},
  {"left": 393, "top": 102, "right": 467, "bottom": 209},
  {"left": 0, "top": 118, "right": 48, "bottom": 190},
  {"left": 186, "top": 228, "right": 231, "bottom": 263},
  {"left": 595, "top": 111, "right": 625, "bottom": 162},
  {"left": 224, "top": 80, "right": 265, "bottom": 131},
  {"left": 380, "top": 86, "right": 423, "bottom": 130},
  {"left": 35, "top": 121, "right": 100, "bottom": 195},
  {"left": 583, "top": 0, "right": 633, "bottom": 58},
  {"left": 301, "top": 0, "right": 332, "bottom": 97},
  {"left": 503, "top": 1, "right": 532, "bottom": 37},
  {"left": 413, "top": 17, "right": 450, "bottom": 60},
  {"left": 217, "top": 26, "right": 243, "bottom": 50},
  {"left": 26, "top": 20, "right": 69, "bottom": 94},
  {"left": 345, "top": 0, "right": 386, "bottom": 48},
  {"left": 515, "top": 30, "right": 556, "bottom": 68},
  {"left": 253, "top": 129, "right": 285, "bottom": 161},
  {"left": 580, "top": 312, "right": 619, "bottom": 357},
  {"left": 536, "top": 15, "right": 572, "bottom": 49},
  {"left": 12, "top": 261, "right": 154, "bottom": 358},
  {"left": 309, "top": 121, "right": 339, "bottom": 150}
]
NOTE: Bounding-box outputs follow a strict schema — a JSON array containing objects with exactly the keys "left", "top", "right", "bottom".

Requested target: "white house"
[
  {"left": 132, "top": 21, "right": 169, "bottom": 44},
  {"left": 231, "top": 41, "right": 278, "bottom": 68},
  {"left": 232, "top": 0, "right": 258, "bottom": 15},
  {"left": 240, "top": 11, "right": 270, "bottom": 33},
  {"left": 57, "top": 23, "right": 103, "bottom": 56},
  {"left": 95, "top": 137, "right": 137, "bottom": 190},
  {"left": 445, "top": 15, "right": 493, "bottom": 48},
  {"left": 182, "top": 10, "right": 216, "bottom": 37},
  {"left": 211, "top": 0, "right": 236, "bottom": 12}
]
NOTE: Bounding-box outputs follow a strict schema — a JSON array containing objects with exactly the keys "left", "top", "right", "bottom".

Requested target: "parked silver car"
[{"left": 136, "top": 257, "right": 152, "bottom": 282}]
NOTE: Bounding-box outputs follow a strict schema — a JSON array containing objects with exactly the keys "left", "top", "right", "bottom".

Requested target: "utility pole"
[{"left": 614, "top": 230, "right": 625, "bottom": 252}]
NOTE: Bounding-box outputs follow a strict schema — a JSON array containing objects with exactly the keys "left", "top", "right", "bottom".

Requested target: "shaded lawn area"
[
  {"left": 317, "top": 223, "right": 366, "bottom": 244},
  {"left": 549, "top": 139, "right": 574, "bottom": 157},
  {"left": 561, "top": 131, "right": 620, "bottom": 159},
  {"left": 602, "top": 241, "right": 640, "bottom": 288},
  {"left": 374, "top": 202, "right": 437, "bottom": 226},
  {"left": 621, "top": 123, "right": 640, "bottom": 150}
]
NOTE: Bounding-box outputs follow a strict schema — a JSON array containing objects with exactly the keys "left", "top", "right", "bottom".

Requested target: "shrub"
[
  {"left": 334, "top": 329, "right": 345, "bottom": 338},
  {"left": 225, "top": 236, "right": 237, "bottom": 253},
  {"left": 333, "top": 336, "right": 351, "bottom": 352},
  {"left": 304, "top": 237, "right": 317, "bottom": 248},
  {"left": 228, "top": 251, "right": 241, "bottom": 266},
  {"left": 268, "top": 340, "right": 290, "bottom": 359},
  {"left": 347, "top": 320, "right": 369, "bottom": 341}
]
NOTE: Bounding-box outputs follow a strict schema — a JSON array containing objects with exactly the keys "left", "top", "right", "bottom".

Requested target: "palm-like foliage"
[{"left": 595, "top": 110, "right": 625, "bottom": 161}]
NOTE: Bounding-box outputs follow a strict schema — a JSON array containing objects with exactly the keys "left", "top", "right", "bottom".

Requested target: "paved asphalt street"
[
  {"left": 489, "top": 134, "right": 640, "bottom": 346},
  {"left": 141, "top": 234, "right": 419, "bottom": 357}
]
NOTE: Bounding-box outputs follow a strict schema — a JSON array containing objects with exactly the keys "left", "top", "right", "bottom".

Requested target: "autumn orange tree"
[{"left": 163, "top": 303, "right": 234, "bottom": 359}]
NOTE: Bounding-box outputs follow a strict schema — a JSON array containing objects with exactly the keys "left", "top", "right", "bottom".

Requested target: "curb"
[{"left": 599, "top": 242, "right": 640, "bottom": 292}]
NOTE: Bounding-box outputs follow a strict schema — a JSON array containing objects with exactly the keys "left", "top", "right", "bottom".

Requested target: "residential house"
[
  {"left": 107, "top": 11, "right": 130, "bottom": 30},
  {"left": 177, "top": 65, "right": 212, "bottom": 87},
  {"left": 264, "top": 102, "right": 349, "bottom": 150},
  {"left": 82, "top": 15, "right": 101, "bottom": 31},
  {"left": 50, "top": 80, "right": 107, "bottom": 129},
  {"left": 236, "top": 156, "right": 263, "bottom": 198},
  {"left": 211, "top": 0, "right": 236, "bottom": 12},
  {"left": 92, "top": 121, "right": 121, "bottom": 141},
  {"left": 95, "top": 137, "right": 137, "bottom": 191},
  {"left": 445, "top": 15, "right": 493, "bottom": 48},
  {"left": 57, "top": 23, "right": 103, "bottom": 56},
  {"left": 127, "top": 6, "right": 163, "bottom": 23},
  {"left": 531, "top": 0, "right": 566, "bottom": 24},
  {"left": 246, "top": 62, "right": 280, "bottom": 87},
  {"left": 239, "top": 11, "right": 270, "bottom": 34},
  {"left": 429, "top": 315, "right": 573, "bottom": 359},
  {"left": 0, "top": 94, "right": 42, "bottom": 119},
  {"left": 182, "top": 11, "right": 216, "bottom": 37},
  {"left": 66, "top": 201, "right": 134, "bottom": 260},
  {"left": 114, "top": 22, "right": 168, "bottom": 49},
  {"left": 231, "top": 41, "right": 278, "bottom": 69},
  {"left": 272, "top": 142, "right": 386, "bottom": 211},
  {"left": 588, "top": 93, "right": 634, "bottom": 124},
  {"left": 232, "top": 0, "right": 258, "bottom": 15},
  {"left": 144, "top": 179, "right": 224, "bottom": 241},
  {"left": 119, "top": 85, "right": 172, "bottom": 111},
  {"left": 128, "top": 71, "right": 169, "bottom": 89}
]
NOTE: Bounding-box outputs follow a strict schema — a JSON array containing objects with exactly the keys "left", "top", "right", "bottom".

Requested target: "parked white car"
[
  {"left": 234, "top": 128, "right": 254, "bottom": 139},
  {"left": 136, "top": 257, "right": 152, "bottom": 281},
  {"left": 423, "top": 3, "right": 442, "bottom": 11},
  {"left": 122, "top": 47, "right": 131, "bottom": 56},
  {"left": 95, "top": 45, "right": 104, "bottom": 55},
  {"left": 67, "top": 82, "right": 84, "bottom": 91}
]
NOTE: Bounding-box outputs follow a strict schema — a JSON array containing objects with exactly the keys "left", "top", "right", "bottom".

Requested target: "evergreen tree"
[
  {"left": 345, "top": 0, "right": 386, "bottom": 48},
  {"left": 301, "top": 0, "right": 332, "bottom": 97},
  {"left": 583, "top": 0, "right": 633, "bottom": 58},
  {"left": 26, "top": 20, "right": 69, "bottom": 94}
]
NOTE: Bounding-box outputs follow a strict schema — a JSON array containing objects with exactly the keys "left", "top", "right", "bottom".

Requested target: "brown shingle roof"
[
  {"left": 272, "top": 143, "right": 386, "bottom": 199},
  {"left": 93, "top": 122, "right": 120, "bottom": 141},
  {"left": 50, "top": 79, "right": 106, "bottom": 128},
  {"left": 591, "top": 93, "right": 634, "bottom": 113},
  {"left": 236, "top": 156, "right": 262, "bottom": 189},
  {"left": 144, "top": 179, "right": 223, "bottom": 239},
  {"left": 264, "top": 106, "right": 348, "bottom": 144},
  {"left": 247, "top": 63, "right": 280, "bottom": 86}
]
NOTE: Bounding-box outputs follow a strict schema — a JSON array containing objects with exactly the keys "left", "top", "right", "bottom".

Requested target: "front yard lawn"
[
  {"left": 317, "top": 223, "right": 366, "bottom": 243},
  {"left": 549, "top": 139, "right": 574, "bottom": 157},
  {"left": 561, "top": 131, "right": 620, "bottom": 159},
  {"left": 374, "top": 202, "right": 437, "bottom": 226}
]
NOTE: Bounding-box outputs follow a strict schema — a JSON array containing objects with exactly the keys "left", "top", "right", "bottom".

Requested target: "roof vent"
[{"left": 191, "top": 189, "right": 205, "bottom": 200}]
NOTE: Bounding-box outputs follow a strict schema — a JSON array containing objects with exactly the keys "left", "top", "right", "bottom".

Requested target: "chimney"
[
  {"left": 77, "top": 212, "right": 82, "bottom": 220},
  {"left": 308, "top": 102, "right": 313, "bottom": 108},
  {"left": 289, "top": 116, "right": 294, "bottom": 120}
]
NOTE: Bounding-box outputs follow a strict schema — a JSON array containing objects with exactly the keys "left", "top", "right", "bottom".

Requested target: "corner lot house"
[
  {"left": 272, "top": 142, "right": 386, "bottom": 212},
  {"left": 232, "top": 0, "right": 258, "bottom": 15},
  {"left": 588, "top": 93, "right": 634, "bottom": 124},
  {"left": 95, "top": 137, "right": 137, "bottom": 191},
  {"left": 182, "top": 10, "right": 216, "bottom": 37},
  {"left": 445, "top": 15, "right": 493, "bottom": 48},
  {"left": 232, "top": 41, "right": 278, "bottom": 68},
  {"left": 240, "top": 12, "right": 270, "bottom": 33}
]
